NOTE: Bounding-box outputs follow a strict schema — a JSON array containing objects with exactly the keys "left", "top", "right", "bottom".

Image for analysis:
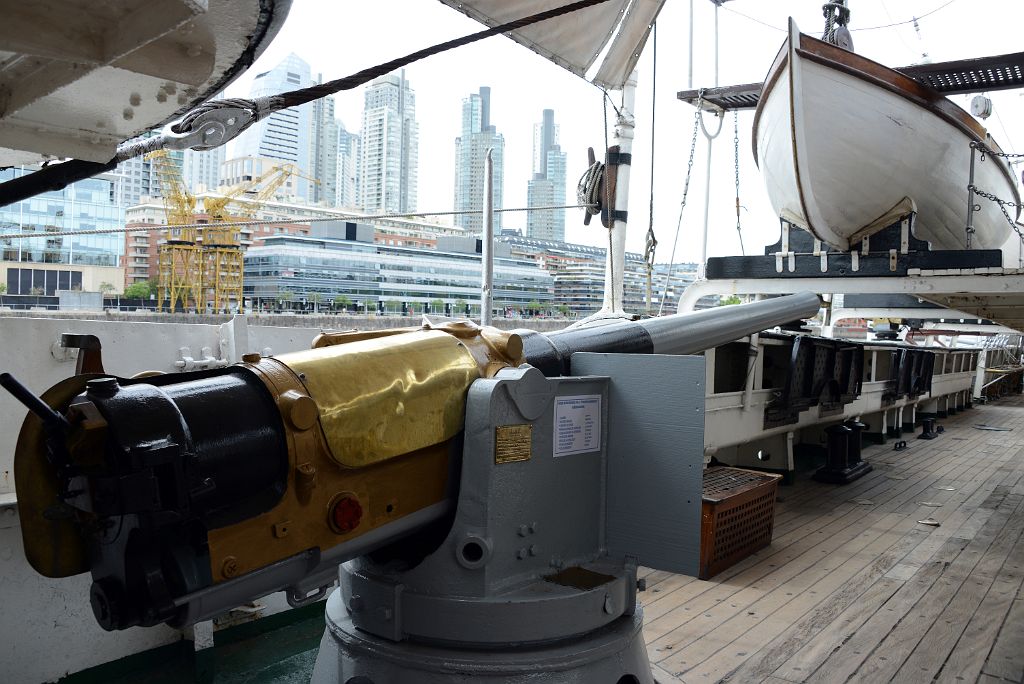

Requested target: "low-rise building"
[{"left": 243, "top": 221, "right": 553, "bottom": 315}]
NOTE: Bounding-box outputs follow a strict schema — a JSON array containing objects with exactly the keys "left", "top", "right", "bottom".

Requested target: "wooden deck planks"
[
  {"left": 641, "top": 396, "right": 1024, "bottom": 684},
  {"left": 936, "top": 500, "right": 1024, "bottom": 683},
  {"left": 674, "top": 442, "right": 1016, "bottom": 681},
  {"left": 980, "top": 584, "right": 1024, "bottom": 682}
]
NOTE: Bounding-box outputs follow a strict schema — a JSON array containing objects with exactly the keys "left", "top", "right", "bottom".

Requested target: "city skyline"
[{"left": 220, "top": 53, "right": 574, "bottom": 237}]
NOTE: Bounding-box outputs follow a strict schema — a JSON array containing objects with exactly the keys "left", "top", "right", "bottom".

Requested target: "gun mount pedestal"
[
  {"left": 317, "top": 596, "right": 651, "bottom": 683},
  {"left": 312, "top": 358, "right": 707, "bottom": 683}
]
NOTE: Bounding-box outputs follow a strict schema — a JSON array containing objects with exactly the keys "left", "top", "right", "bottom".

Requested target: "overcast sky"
[{"left": 224, "top": 0, "right": 1024, "bottom": 263}]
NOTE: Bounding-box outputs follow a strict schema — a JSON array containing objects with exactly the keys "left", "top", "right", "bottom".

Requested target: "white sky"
[{"left": 224, "top": 0, "right": 1024, "bottom": 263}]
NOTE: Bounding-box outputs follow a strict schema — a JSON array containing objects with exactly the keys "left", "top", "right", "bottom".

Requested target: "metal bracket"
[
  {"left": 160, "top": 106, "right": 253, "bottom": 152},
  {"left": 605, "top": 151, "right": 632, "bottom": 166}
]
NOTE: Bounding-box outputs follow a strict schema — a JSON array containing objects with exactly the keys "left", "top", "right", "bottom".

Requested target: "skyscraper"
[
  {"left": 181, "top": 147, "right": 225, "bottom": 195},
  {"left": 360, "top": 71, "right": 418, "bottom": 213},
  {"left": 336, "top": 123, "right": 360, "bottom": 208},
  {"left": 310, "top": 92, "right": 339, "bottom": 206},
  {"left": 454, "top": 87, "right": 504, "bottom": 233},
  {"left": 234, "top": 54, "right": 316, "bottom": 202},
  {"left": 526, "top": 109, "right": 567, "bottom": 242}
]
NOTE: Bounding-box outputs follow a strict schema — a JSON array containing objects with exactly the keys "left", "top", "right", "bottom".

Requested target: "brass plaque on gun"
[{"left": 495, "top": 424, "right": 532, "bottom": 463}]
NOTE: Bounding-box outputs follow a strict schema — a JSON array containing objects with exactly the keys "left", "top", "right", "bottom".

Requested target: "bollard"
[
  {"left": 919, "top": 417, "right": 939, "bottom": 440},
  {"left": 814, "top": 422, "right": 873, "bottom": 484}
]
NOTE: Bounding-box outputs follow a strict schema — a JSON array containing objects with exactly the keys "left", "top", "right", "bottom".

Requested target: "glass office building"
[
  {"left": 244, "top": 229, "right": 553, "bottom": 313},
  {"left": 0, "top": 168, "right": 125, "bottom": 294}
]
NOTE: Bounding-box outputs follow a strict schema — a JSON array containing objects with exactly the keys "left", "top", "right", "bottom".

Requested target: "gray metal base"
[{"left": 311, "top": 590, "right": 655, "bottom": 684}]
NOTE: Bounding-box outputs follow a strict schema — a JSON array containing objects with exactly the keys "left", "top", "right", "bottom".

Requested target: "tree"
[
  {"left": 278, "top": 290, "right": 295, "bottom": 310},
  {"left": 431, "top": 298, "right": 445, "bottom": 313},
  {"left": 455, "top": 298, "right": 468, "bottom": 315},
  {"left": 98, "top": 282, "right": 115, "bottom": 295},
  {"left": 30, "top": 287, "right": 44, "bottom": 296},
  {"left": 527, "top": 300, "right": 542, "bottom": 316},
  {"left": 556, "top": 303, "right": 570, "bottom": 317},
  {"left": 308, "top": 291, "right": 323, "bottom": 313},
  {"left": 0, "top": 283, "right": 6, "bottom": 295},
  {"left": 333, "top": 294, "right": 352, "bottom": 311},
  {"left": 124, "top": 282, "right": 150, "bottom": 299},
  {"left": 719, "top": 295, "right": 742, "bottom": 306}
]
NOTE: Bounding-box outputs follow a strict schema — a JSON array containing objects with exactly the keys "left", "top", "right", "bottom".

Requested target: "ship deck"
[{"left": 644, "top": 394, "right": 1024, "bottom": 684}]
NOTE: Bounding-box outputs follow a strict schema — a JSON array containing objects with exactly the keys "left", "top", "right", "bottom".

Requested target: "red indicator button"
[{"left": 331, "top": 495, "right": 362, "bottom": 534}]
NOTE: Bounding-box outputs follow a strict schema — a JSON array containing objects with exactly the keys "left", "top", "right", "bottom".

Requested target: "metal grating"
[
  {"left": 676, "top": 82, "right": 762, "bottom": 111},
  {"left": 900, "top": 52, "right": 1024, "bottom": 94},
  {"left": 702, "top": 466, "right": 778, "bottom": 501},
  {"left": 677, "top": 51, "right": 1024, "bottom": 111}
]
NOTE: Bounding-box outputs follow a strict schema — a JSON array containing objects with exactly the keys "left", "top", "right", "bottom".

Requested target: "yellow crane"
[
  {"left": 199, "top": 163, "right": 318, "bottom": 312},
  {"left": 148, "top": 150, "right": 202, "bottom": 312}
]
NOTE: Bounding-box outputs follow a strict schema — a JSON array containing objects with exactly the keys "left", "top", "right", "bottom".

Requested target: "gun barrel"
[{"left": 517, "top": 292, "right": 821, "bottom": 376}]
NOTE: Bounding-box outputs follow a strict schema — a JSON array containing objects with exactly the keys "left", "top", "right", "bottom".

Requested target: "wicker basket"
[{"left": 700, "top": 467, "right": 782, "bottom": 580}]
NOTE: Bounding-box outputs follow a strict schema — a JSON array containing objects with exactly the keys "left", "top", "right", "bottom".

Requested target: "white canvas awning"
[{"left": 438, "top": 0, "right": 666, "bottom": 90}]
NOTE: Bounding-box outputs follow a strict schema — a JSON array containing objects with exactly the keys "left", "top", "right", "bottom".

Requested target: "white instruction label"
[{"left": 553, "top": 394, "right": 602, "bottom": 457}]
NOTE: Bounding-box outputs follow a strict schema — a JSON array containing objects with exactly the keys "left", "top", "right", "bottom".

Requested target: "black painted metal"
[
  {"left": 72, "top": 368, "right": 287, "bottom": 630},
  {"left": 705, "top": 217, "right": 1001, "bottom": 280},
  {"left": 517, "top": 323, "right": 654, "bottom": 377},
  {"left": 763, "top": 336, "right": 864, "bottom": 430}
]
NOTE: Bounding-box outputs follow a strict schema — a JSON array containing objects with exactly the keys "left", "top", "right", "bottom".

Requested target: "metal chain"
[
  {"left": 973, "top": 186, "right": 1024, "bottom": 236},
  {"left": 973, "top": 186, "right": 1024, "bottom": 264},
  {"left": 658, "top": 89, "right": 705, "bottom": 316},
  {"left": 975, "top": 143, "right": 1024, "bottom": 161},
  {"left": 733, "top": 110, "right": 744, "bottom": 256}
]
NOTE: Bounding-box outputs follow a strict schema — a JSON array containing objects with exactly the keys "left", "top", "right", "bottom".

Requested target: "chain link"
[
  {"left": 974, "top": 142, "right": 1024, "bottom": 161},
  {"left": 733, "top": 110, "right": 744, "bottom": 256},
  {"left": 973, "top": 185, "right": 1024, "bottom": 241},
  {"left": 658, "top": 89, "right": 705, "bottom": 315}
]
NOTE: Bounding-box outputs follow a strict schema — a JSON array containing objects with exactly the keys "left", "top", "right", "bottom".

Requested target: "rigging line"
[
  {"left": 0, "top": 0, "right": 619, "bottom": 209},
  {"left": 878, "top": 0, "right": 920, "bottom": 61},
  {"left": 597, "top": 86, "right": 617, "bottom": 306},
  {"left": 851, "top": 0, "right": 958, "bottom": 31},
  {"left": 721, "top": 6, "right": 785, "bottom": 33},
  {"left": 645, "top": 23, "right": 659, "bottom": 313},
  {"left": 722, "top": 0, "right": 958, "bottom": 35},
  {"left": 184, "top": 0, "right": 618, "bottom": 118},
  {"left": 0, "top": 205, "right": 595, "bottom": 240},
  {"left": 993, "top": 108, "right": 1019, "bottom": 163}
]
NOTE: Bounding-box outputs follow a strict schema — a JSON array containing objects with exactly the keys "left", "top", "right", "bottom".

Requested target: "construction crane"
[
  {"left": 148, "top": 150, "right": 202, "bottom": 312},
  {"left": 199, "top": 163, "right": 318, "bottom": 312}
]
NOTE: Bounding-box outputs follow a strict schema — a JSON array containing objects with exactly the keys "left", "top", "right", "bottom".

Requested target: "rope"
[
  {"left": 167, "top": 0, "right": 615, "bottom": 149},
  {"left": 601, "top": 88, "right": 615, "bottom": 305},
  {"left": 644, "top": 23, "right": 659, "bottom": 313},
  {"left": 576, "top": 162, "right": 604, "bottom": 216},
  {"left": 822, "top": 1, "right": 851, "bottom": 44},
  {"left": 3, "top": 0, "right": 617, "bottom": 208},
  {"left": 0, "top": 204, "right": 595, "bottom": 240}
]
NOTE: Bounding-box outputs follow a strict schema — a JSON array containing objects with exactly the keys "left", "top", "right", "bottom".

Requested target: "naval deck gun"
[{"left": 2, "top": 292, "right": 820, "bottom": 683}]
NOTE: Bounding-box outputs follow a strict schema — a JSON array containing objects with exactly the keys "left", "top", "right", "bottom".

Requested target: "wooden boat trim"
[{"left": 795, "top": 32, "right": 1020, "bottom": 205}]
